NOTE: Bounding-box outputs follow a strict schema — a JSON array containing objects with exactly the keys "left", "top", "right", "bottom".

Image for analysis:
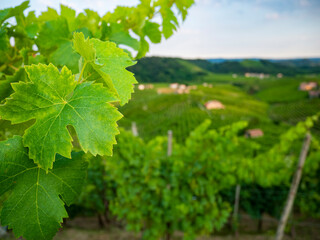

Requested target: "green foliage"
[
  {"left": 77, "top": 154, "right": 116, "bottom": 224},
  {"left": 238, "top": 115, "right": 320, "bottom": 222},
  {"left": 241, "top": 185, "right": 288, "bottom": 220},
  {"left": 119, "top": 84, "right": 270, "bottom": 143},
  {"left": 74, "top": 114, "right": 320, "bottom": 238},
  {"left": 0, "top": 68, "right": 26, "bottom": 103},
  {"left": 73, "top": 32, "right": 137, "bottom": 105},
  {"left": 105, "top": 120, "right": 261, "bottom": 239},
  {"left": 0, "top": 63, "right": 121, "bottom": 170},
  {"left": 0, "top": 1, "right": 194, "bottom": 239},
  {"left": 252, "top": 114, "right": 319, "bottom": 186},
  {"left": 296, "top": 140, "right": 320, "bottom": 218},
  {"left": 0, "top": 136, "right": 88, "bottom": 240}
]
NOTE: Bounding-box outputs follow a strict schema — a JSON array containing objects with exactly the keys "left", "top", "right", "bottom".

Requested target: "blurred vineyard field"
[
  {"left": 119, "top": 84, "right": 269, "bottom": 143},
  {"left": 118, "top": 73, "right": 320, "bottom": 147},
  {"left": 1, "top": 70, "right": 319, "bottom": 240}
]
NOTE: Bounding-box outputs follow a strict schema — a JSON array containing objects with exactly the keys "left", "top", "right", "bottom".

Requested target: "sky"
[{"left": 1, "top": 0, "right": 320, "bottom": 59}]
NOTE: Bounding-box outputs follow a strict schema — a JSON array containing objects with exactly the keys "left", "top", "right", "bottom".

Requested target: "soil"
[{"left": 1, "top": 213, "right": 319, "bottom": 240}]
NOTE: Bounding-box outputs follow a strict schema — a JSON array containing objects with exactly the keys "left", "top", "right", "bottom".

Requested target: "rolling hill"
[{"left": 129, "top": 57, "right": 320, "bottom": 83}]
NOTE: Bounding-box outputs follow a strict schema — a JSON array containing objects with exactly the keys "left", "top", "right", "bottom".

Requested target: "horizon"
[
  {"left": 1, "top": 0, "right": 320, "bottom": 59},
  {"left": 138, "top": 56, "right": 320, "bottom": 60}
]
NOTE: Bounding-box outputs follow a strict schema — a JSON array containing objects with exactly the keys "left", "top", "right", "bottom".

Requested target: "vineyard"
[{"left": 0, "top": 1, "right": 320, "bottom": 240}]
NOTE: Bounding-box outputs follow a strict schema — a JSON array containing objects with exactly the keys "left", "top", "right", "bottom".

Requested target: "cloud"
[
  {"left": 265, "top": 12, "right": 280, "bottom": 20},
  {"left": 299, "top": 0, "right": 310, "bottom": 6}
]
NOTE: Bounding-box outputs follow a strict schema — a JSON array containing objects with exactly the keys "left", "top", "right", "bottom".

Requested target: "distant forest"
[{"left": 129, "top": 57, "right": 320, "bottom": 83}]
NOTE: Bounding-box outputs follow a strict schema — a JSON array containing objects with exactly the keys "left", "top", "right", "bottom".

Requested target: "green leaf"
[
  {"left": 36, "top": 18, "right": 79, "bottom": 73},
  {"left": 73, "top": 32, "right": 137, "bottom": 105},
  {"left": 25, "top": 11, "right": 39, "bottom": 38},
  {"left": 159, "top": 2, "right": 179, "bottom": 39},
  {"left": 73, "top": 33, "right": 95, "bottom": 62},
  {"left": 50, "top": 41, "right": 79, "bottom": 72},
  {"left": 75, "top": 9, "right": 100, "bottom": 37},
  {"left": 0, "top": 9, "right": 10, "bottom": 24},
  {"left": 175, "top": 0, "right": 194, "bottom": 20},
  {"left": 0, "top": 1, "right": 29, "bottom": 24},
  {"left": 107, "top": 23, "right": 140, "bottom": 51},
  {"left": 0, "top": 25, "right": 9, "bottom": 52},
  {"left": 143, "top": 21, "right": 161, "bottom": 43},
  {"left": 37, "top": 7, "right": 59, "bottom": 22},
  {"left": 136, "top": 37, "right": 149, "bottom": 59},
  {"left": 0, "top": 136, "right": 88, "bottom": 240},
  {"left": 0, "top": 68, "right": 27, "bottom": 102},
  {"left": 60, "top": 4, "right": 77, "bottom": 32},
  {"left": 0, "top": 64, "right": 122, "bottom": 170}
]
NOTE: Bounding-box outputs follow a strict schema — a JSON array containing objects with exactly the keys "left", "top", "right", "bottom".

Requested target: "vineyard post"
[
  {"left": 275, "top": 133, "right": 311, "bottom": 240},
  {"left": 233, "top": 184, "right": 241, "bottom": 238},
  {"left": 0, "top": 226, "right": 6, "bottom": 238},
  {"left": 131, "top": 122, "right": 139, "bottom": 136},
  {"left": 167, "top": 130, "right": 173, "bottom": 157},
  {"left": 166, "top": 130, "right": 173, "bottom": 240}
]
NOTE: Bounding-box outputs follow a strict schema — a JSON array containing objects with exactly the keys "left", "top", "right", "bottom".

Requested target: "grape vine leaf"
[
  {"left": 160, "top": 5, "right": 178, "bottom": 39},
  {"left": 175, "top": 0, "right": 195, "bottom": 20},
  {"left": 60, "top": 4, "right": 77, "bottom": 32},
  {"left": 36, "top": 17, "right": 79, "bottom": 73},
  {"left": 142, "top": 21, "right": 162, "bottom": 44},
  {"left": 0, "top": 136, "right": 88, "bottom": 240},
  {"left": 136, "top": 37, "right": 150, "bottom": 59},
  {"left": 73, "top": 32, "right": 137, "bottom": 105},
  {"left": 37, "top": 7, "right": 59, "bottom": 22},
  {"left": 107, "top": 23, "right": 140, "bottom": 51},
  {"left": 0, "top": 64, "right": 122, "bottom": 170},
  {"left": 0, "top": 68, "right": 26, "bottom": 102},
  {"left": 0, "top": 1, "right": 29, "bottom": 24},
  {"left": 0, "top": 25, "right": 9, "bottom": 52}
]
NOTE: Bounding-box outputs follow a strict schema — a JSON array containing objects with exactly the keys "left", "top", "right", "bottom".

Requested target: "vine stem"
[
  {"left": 78, "top": 61, "right": 87, "bottom": 83},
  {"left": 8, "top": 64, "right": 19, "bottom": 71}
]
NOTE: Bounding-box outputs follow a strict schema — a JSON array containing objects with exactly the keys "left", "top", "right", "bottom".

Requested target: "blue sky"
[{"left": 1, "top": 0, "right": 320, "bottom": 59}]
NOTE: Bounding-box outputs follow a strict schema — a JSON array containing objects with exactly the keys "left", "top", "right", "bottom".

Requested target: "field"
[
  {"left": 118, "top": 74, "right": 320, "bottom": 148},
  {"left": 119, "top": 84, "right": 270, "bottom": 142}
]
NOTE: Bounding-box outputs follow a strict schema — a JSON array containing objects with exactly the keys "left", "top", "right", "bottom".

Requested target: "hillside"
[
  {"left": 118, "top": 84, "right": 287, "bottom": 148},
  {"left": 129, "top": 57, "right": 211, "bottom": 83},
  {"left": 129, "top": 57, "right": 320, "bottom": 83},
  {"left": 208, "top": 58, "right": 320, "bottom": 67},
  {"left": 127, "top": 57, "right": 320, "bottom": 143}
]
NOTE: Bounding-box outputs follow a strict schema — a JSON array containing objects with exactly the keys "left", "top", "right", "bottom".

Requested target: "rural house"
[
  {"left": 245, "top": 129, "right": 264, "bottom": 138},
  {"left": 299, "top": 82, "right": 318, "bottom": 91},
  {"left": 204, "top": 100, "right": 225, "bottom": 110}
]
